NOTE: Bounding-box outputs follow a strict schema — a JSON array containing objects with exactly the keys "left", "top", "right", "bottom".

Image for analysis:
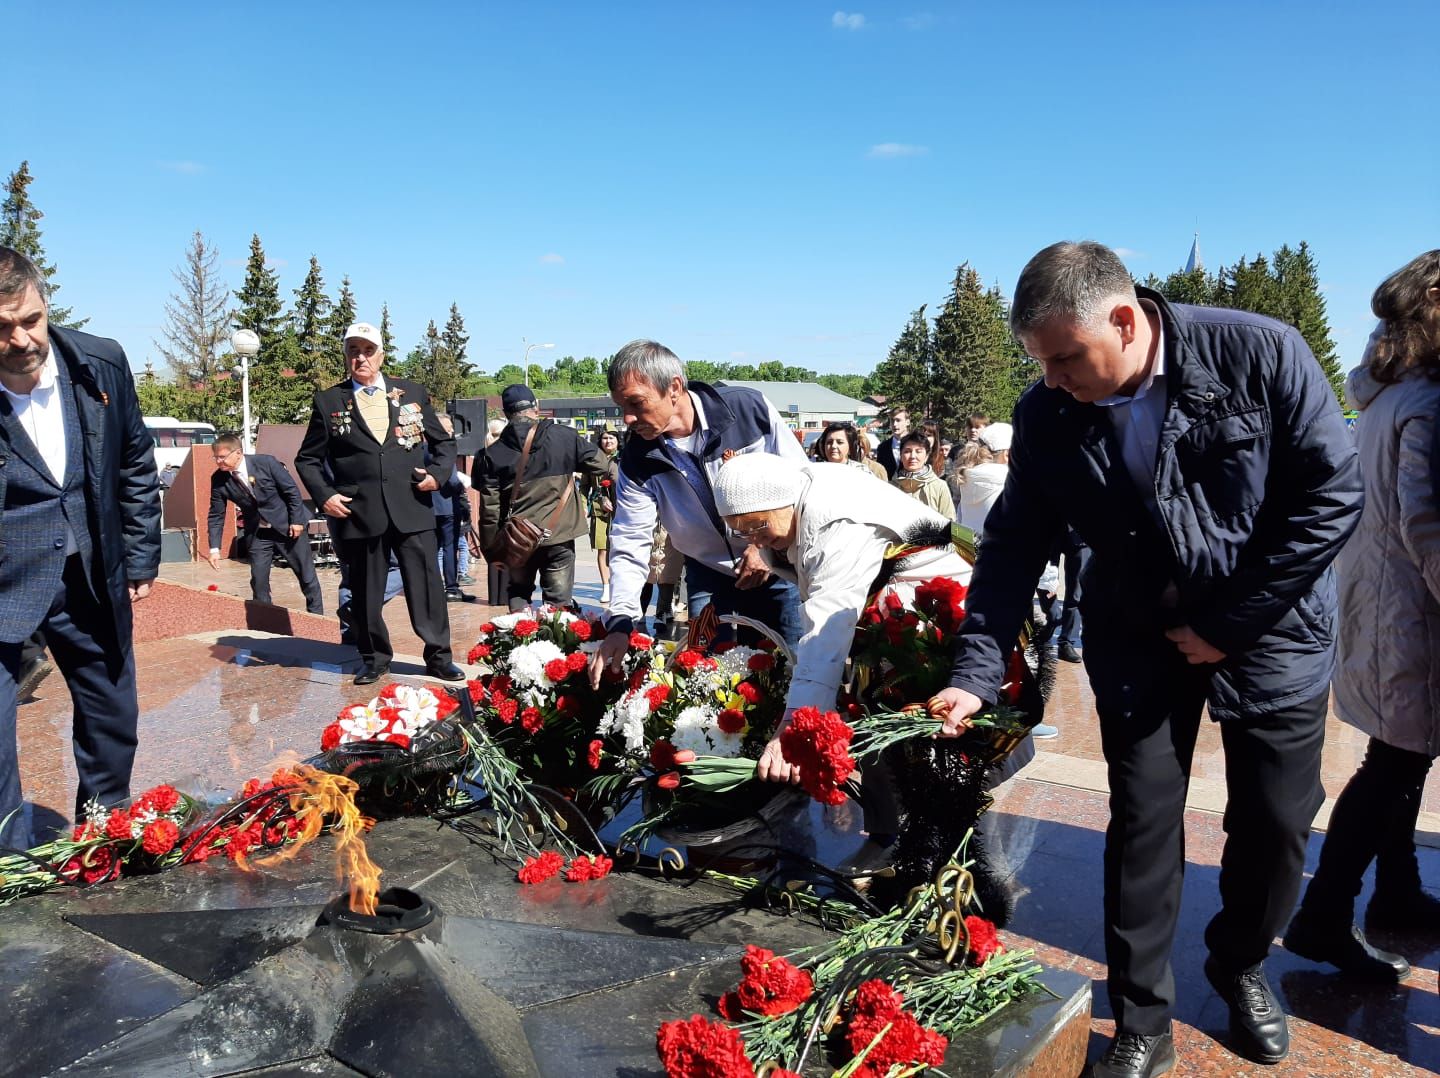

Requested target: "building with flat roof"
[{"left": 715, "top": 380, "right": 874, "bottom": 430}]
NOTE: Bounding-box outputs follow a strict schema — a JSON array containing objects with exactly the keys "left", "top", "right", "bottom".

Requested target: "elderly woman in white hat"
[{"left": 712, "top": 452, "right": 978, "bottom": 786}]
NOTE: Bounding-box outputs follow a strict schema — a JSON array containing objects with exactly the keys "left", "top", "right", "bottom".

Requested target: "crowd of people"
[{"left": 1, "top": 235, "right": 1437, "bottom": 1078}]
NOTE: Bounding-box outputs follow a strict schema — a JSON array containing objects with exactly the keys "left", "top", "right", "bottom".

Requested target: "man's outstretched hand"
[
  {"left": 928, "top": 687, "right": 984, "bottom": 737},
  {"left": 587, "top": 630, "right": 631, "bottom": 689}
]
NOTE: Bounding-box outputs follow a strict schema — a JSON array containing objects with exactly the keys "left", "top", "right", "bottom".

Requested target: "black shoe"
[
  {"left": 1283, "top": 915, "right": 1410, "bottom": 982},
  {"left": 1366, "top": 887, "right": 1440, "bottom": 934},
  {"left": 1203, "top": 957, "right": 1288, "bottom": 1063},
  {"left": 425, "top": 663, "right": 466, "bottom": 683},
  {"left": 17, "top": 658, "right": 54, "bottom": 702},
  {"left": 1058, "top": 641, "right": 1083, "bottom": 663},
  {"left": 445, "top": 588, "right": 467, "bottom": 603},
  {"left": 1091, "top": 1030, "right": 1175, "bottom": 1078},
  {"left": 353, "top": 663, "right": 389, "bottom": 686}
]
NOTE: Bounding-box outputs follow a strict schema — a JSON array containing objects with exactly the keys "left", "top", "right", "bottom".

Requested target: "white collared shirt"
[
  {"left": 1, "top": 350, "right": 77, "bottom": 554},
  {"left": 352, "top": 373, "right": 389, "bottom": 398},
  {"left": 1095, "top": 301, "right": 1167, "bottom": 513}
]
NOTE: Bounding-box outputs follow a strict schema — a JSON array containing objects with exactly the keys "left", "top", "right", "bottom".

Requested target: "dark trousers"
[
  {"left": 1097, "top": 654, "right": 1326, "bottom": 1035},
  {"left": 684, "top": 559, "right": 804, "bottom": 648},
  {"left": 507, "top": 540, "right": 577, "bottom": 612},
  {"left": 343, "top": 527, "right": 452, "bottom": 669},
  {"left": 435, "top": 515, "right": 458, "bottom": 590},
  {"left": 1298, "top": 737, "right": 1434, "bottom": 922},
  {"left": 0, "top": 556, "right": 139, "bottom": 849},
  {"left": 248, "top": 526, "right": 323, "bottom": 614},
  {"left": 1058, "top": 540, "right": 1088, "bottom": 647}
]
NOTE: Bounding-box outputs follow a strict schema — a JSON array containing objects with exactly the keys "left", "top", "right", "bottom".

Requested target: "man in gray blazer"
[{"left": 0, "top": 247, "right": 161, "bottom": 849}]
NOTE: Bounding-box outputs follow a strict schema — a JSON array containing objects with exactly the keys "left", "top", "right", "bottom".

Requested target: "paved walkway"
[{"left": 11, "top": 537, "right": 1439, "bottom": 1075}]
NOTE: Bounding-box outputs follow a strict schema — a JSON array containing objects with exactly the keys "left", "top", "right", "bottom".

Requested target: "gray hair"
[
  {"left": 0, "top": 245, "right": 48, "bottom": 303},
  {"left": 607, "top": 339, "right": 687, "bottom": 394},
  {"left": 1010, "top": 241, "right": 1136, "bottom": 335}
]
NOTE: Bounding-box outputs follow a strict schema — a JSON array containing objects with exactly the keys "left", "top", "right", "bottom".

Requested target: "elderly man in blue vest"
[
  {"left": 587, "top": 339, "right": 809, "bottom": 683},
  {"left": 0, "top": 246, "right": 161, "bottom": 849}
]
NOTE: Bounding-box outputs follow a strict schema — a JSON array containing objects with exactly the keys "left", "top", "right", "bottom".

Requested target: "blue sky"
[{"left": 9, "top": 1, "right": 1437, "bottom": 378}]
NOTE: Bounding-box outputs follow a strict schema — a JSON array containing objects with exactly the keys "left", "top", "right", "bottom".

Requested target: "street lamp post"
[
  {"left": 230, "top": 329, "right": 261, "bottom": 453},
  {"left": 521, "top": 337, "right": 555, "bottom": 388}
]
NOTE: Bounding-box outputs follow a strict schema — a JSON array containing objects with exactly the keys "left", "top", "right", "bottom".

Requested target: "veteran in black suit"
[
  {"left": 294, "top": 322, "right": 463, "bottom": 685},
  {"left": 206, "top": 435, "right": 323, "bottom": 614},
  {"left": 0, "top": 247, "right": 161, "bottom": 848}
]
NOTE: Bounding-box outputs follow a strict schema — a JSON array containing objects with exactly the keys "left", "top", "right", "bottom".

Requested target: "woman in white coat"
[{"left": 1284, "top": 250, "right": 1440, "bottom": 983}]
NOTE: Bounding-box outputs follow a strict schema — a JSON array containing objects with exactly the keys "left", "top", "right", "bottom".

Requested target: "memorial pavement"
[{"left": 9, "top": 535, "right": 1438, "bottom": 1075}]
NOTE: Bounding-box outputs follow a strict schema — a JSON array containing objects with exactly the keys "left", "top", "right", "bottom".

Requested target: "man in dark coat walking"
[
  {"left": 294, "top": 322, "right": 462, "bottom": 685},
  {"left": 932, "top": 242, "right": 1363, "bottom": 1077},
  {"left": 206, "top": 433, "right": 323, "bottom": 613},
  {"left": 0, "top": 246, "right": 161, "bottom": 848}
]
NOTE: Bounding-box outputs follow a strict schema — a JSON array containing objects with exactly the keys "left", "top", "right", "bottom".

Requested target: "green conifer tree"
[
  {"left": 872, "top": 305, "right": 933, "bottom": 418},
  {"left": 1272, "top": 242, "right": 1344, "bottom": 402},
  {"left": 233, "top": 234, "right": 285, "bottom": 349},
  {"left": 289, "top": 256, "right": 333, "bottom": 389},
  {"left": 930, "top": 265, "right": 1022, "bottom": 428},
  {"left": 324, "top": 275, "right": 357, "bottom": 386},
  {"left": 1, "top": 160, "right": 80, "bottom": 325},
  {"left": 379, "top": 302, "right": 397, "bottom": 362}
]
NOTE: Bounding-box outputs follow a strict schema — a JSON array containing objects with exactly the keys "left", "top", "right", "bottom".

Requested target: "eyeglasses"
[
  {"left": 727, "top": 519, "right": 771, "bottom": 541},
  {"left": 212, "top": 448, "right": 240, "bottom": 462}
]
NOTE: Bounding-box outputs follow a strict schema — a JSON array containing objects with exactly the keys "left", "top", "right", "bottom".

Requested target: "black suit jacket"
[
  {"left": 207, "top": 453, "right": 309, "bottom": 549},
  {"left": 875, "top": 436, "right": 901, "bottom": 479},
  {"left": 294, "top": 377, "right": 456, "bottom": 541}
]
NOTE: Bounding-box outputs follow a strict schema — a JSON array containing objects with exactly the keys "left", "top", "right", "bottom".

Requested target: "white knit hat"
[
  {"left": 978, "top": 421, "right": 1013, "bottom": 453},
  {"left": 713, "top": 452, "right": 807, "bottom": 516}
]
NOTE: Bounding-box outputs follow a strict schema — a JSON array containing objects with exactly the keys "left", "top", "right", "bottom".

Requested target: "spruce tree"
[
  {"left": 930, "top": 264, "right": 1020, "bottom": 430},
  {"left": 1, "top": 161, "right": 80, "bottom": 325},
  {"left": 154, "top": 231, "right": 235, "bottom": 426},
  {"left": 1273, "top": 242, "right": 1344, "bottom": 402},
  {"left": 290, "top": 256, "right": 333, "bottom": 388},
  {"left": 233, "top": 234, "right": 285, "bottom": 350},
  {"left": 326, "top": 275, "right": 357, "bottom": 386},
  {"left": 872, "top": 306, "right": 933, "bottom": 418},
  {"left": 380, "top": 302, "right": 397, "bottom": 362},
  {"left": 441, "top": 303, "right": 470, "bottom": 370}
]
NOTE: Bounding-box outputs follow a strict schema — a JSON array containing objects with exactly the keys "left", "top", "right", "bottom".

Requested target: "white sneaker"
[
  {"left": 1031, "top": 723, "right": 1059, "bottom": 740},
  {"left": 600, "top": 584, "right": 611, "bottom": 605}
]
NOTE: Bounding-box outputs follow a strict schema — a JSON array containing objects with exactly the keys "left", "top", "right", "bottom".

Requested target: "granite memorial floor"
[{"left": 8, "top": 543, "right": 1439, "bottom": 1075}]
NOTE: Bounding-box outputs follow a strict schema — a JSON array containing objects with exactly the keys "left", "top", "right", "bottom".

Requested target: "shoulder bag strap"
[{"left": 508, "top": 423, "right": 540, "bottom": 510}]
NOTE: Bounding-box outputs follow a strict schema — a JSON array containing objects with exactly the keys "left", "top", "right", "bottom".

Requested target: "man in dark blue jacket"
[
  {"left": 206, "top": 434, "right": 323, "bottom": 614},
  {"left": 933, "top": 242, "right": 1363, "bottom": 1077},
  {"left": 0, "top": 246, "right": 161, "bottom": 848}
]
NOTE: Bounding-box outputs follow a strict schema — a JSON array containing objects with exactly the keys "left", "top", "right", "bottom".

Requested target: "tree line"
[{"left": 4, "top": 159, "right": 1344, "bottom": 437}]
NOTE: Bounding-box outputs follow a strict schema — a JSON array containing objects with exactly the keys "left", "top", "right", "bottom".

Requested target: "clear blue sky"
[{"left": 9, "top": 1, "right": 1437, "bottom": 378}]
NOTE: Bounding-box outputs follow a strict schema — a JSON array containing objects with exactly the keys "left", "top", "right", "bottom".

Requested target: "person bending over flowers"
[{"left": 711, "top": 452, "right": 1032, "bottom": 864}]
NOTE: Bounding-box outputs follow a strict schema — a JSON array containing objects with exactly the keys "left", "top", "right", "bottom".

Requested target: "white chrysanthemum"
[
  {"left": 670, "top": 705, "right": 717, "bottom": 756},
  {"left": 619, "top": 710, "right": 646, "bottom": 752},
  {"left": 508, "top": 639, "right": 566, "bottom": 688},
  {"left": 490, "top": 611, "right": 530, "bottom": 631}
]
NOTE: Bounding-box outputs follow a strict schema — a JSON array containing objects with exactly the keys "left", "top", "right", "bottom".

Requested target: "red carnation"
[
  {"left": 570, "top": 619, "right": 593, "bottom": 641},
  {"left": 513, "top": 619, "right": 539, "bottom": 638},
  {"left": 564, "top": 854, "right": 614, "bottom": 882},
  {"left": 746, "top": 653, "right": 774, "bottom": 672},
  {"left": 846, "top": 978, "right": 947, "bottom": 1078},
  {"left": 384, "top": 732, "right": 412, "bottom": 749},
  {"left": 468, "top": 643, "right": 492, "bottom": 662},
  {"left": 717, "top": 945, "right": 813, "bottom": 1020},
  {"left": 554, "top": 694, "right": 579, "bottom": 716},
  {"left": 655, "top": 1014, "right": 756, "bottom": 1078},
  {"left": 755, "top": 636, "right": 777, "bottom": 651},
  {"left": 479, "top": 621, "right": 496, "bottom": 634},
  {"left": 630, "top": 631, "right": 653, "bottom": 649},
  {"left": 520, "top": 706, "right": 543, "bottom": 733},
  {"left": 104, "top": 810, "right": 133, "bottom": 841},
  {"left": 587, "top": 739, "right": 603, "bottom": 770},
  {"left": 674, "top": 649, "right": 703, "bottom": 673},
  {"left": 206, "top": 584, "right": 219, "bottom": 592},
  {"left": 712, "top": 640, "right": 736, "bottom": 654},
  {"left": 517, "top": 850, "right": 565, "bottom": 884},
  {"left": 645, "top": 684, "right": 671, "bottom": 711},
  {"left": 141, "top": 818, "right": 180, "bottom": 856},
  {"left": 71, "top": 822, "right": 97, "bottom": 842},
  {"left": 883, "top": 590, "right": 904, "bottom": 612},
  {"left": 496, "top": 697, "right": 519, "bottom": 724},
  {"left": 779, "top": 706, "right": 856, "bottom": 806},
  {"left": 544, "top": 657, "right": 570, "bottom": 682},
  {"left": 716, "top": 708, "right": 746, "bottom": 735},
  {"left": 320, "top": 722, "right": 343, "bottom": 751},
  {"left": 434, "top": 693, "right": 459, "bottom": 719},
  {"left": 735, "top": 681, "right": 762, "bottom": 705},
  {"left": 60, "top": 844, "right": 120, "bottom": 885},
  {"left": 135, "top": 784, "right": 181, "bottom": 814},
  {"left": 965, "top": 914, "right": 1003, "bottom": 965},
  {"left": 566, "top": 650, "right": 588, "bottom": 672},
  {"left": 467, "top": 679, "right": 486, "bottom": 704}
]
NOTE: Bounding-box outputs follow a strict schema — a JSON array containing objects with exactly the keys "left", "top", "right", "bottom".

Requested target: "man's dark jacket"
[
  {"left": 949, "top": 290, "right": 1363, "bottom": 720},
  {"left": 0, "top": 326, "right": 160, "bottom": 646},
  {"left": 207, "top": 453, "right": 310, "bottom": 549},
  {"left": 475, "top": 417, "right": 606, "bottom": 549},
  {"left": 875, "top": 437, "right": 900, "bottom": 479},
  {"left": 294, "top": 377, "right": 455, "bottom": 542}
]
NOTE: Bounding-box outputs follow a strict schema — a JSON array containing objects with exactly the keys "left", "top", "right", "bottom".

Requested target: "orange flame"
[{"left": 253, "top": 764, "right": 383, "bottom": 915}]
